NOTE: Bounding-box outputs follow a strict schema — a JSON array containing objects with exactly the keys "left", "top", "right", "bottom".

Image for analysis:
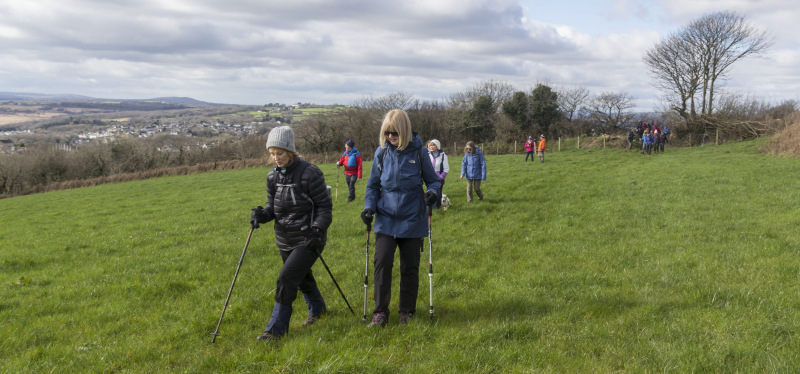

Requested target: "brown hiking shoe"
[
  {"left": 367, "top": 312, "right": 388, "bottom": 327},
  {"left": 256, "top": 331, "right": 280, "bottom": 341},
  {"left": 302, "top": 315, "right": 321, "bottom": 326},
  {"left": 400, "top": 312, "right": 413, "bottom": 326}
]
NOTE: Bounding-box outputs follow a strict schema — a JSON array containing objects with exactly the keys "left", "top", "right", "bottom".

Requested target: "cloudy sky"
[{"left": 1, "top": 0, "right": 797, "bottom": 111}]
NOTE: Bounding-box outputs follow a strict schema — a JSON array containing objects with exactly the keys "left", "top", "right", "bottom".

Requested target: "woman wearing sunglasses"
[
  {"left": 460, "top": 141, "right": 486, "bottom": 202},
  {"left": 361, "top": 109, "right": 442, "bottom": 327}
]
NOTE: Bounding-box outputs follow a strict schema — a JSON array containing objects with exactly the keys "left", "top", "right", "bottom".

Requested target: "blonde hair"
[{"left": 379, "top": 109, "right": 412, "bottom": 150}]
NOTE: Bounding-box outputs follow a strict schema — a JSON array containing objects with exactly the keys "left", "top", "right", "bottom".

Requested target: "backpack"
[
  {"left": 345, "top": 149, "right": 360, "bottom": 168},
  {"left": 436, "top": 151, "right": 446, "bottom": 173}
]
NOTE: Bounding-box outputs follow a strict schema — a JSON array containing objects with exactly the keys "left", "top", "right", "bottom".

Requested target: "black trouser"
[
  {"left": 373, "top": 233, "right": 422, "bottom": 315},
  {"left": 274, "top": 246, "right": 319, "bottom": 305},
  {"left": 433, "top": 178, "right": 445, "bottom": 208},
  {"left": 345, "top": 174, "right": 357, "bottom": 202},
  {"left": 525, "top": 151, "right": 534, "bottom": 161}
]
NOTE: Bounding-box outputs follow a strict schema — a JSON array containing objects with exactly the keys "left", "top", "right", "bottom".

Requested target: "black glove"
[
  {"left": 361, "top": 209, "right": 374, "bottom": 230},
  {"left": 306, "top": 226, "right": 323, "bottom": 251},
  {"left": 250, "top": 206, "right": 267, "bottom": 229},
  {"left": 424, "top": 190, "right": 438, "bottom": 206}
]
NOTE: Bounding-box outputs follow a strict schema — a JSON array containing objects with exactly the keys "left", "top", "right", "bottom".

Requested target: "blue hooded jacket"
[
  {"left": 461, "top": 146, "right": 487, "bottom": 180},
  {"left": 364, "top": 133, "right": 442, "bottom": 238}
]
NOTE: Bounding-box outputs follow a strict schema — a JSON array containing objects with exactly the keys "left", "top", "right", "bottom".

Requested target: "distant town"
[{"left": 0, "top": 99, "right": 343, "bottom": 153}]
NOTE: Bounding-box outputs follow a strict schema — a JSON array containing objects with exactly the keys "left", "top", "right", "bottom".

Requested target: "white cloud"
[{"left": 0, "top": 0, "right": 796, "bottom": 111}]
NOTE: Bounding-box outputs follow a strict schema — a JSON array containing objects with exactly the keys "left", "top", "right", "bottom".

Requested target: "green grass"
[{"left": 2, "top": 139, "right": 800, "bottom": 372}]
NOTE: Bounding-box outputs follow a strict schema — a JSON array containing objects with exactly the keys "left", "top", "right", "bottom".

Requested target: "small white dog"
[{"left": 441, "top": 194, "right": 452, "bottom": 210}]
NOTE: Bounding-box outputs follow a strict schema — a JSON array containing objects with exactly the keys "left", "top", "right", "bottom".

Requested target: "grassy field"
[
  {"left": 2, "top": 139, "right": 800, "bottom": 373},
  {"left": 238, "top": 106, "right": 345, "bottom": 123}
]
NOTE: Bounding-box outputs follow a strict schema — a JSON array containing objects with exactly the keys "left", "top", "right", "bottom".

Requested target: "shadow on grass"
[{"left": 441, "top": 296, "right": 552, "bottom": 325}]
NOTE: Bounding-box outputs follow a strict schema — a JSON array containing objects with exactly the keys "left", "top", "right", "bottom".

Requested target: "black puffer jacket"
[{"left": 261, "top": 159, "right": 332, "bottom": 252}]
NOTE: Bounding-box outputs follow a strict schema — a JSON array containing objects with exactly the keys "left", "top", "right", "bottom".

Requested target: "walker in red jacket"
[{"left": 336, "top": 139, "right": 363, "bottom": 202}]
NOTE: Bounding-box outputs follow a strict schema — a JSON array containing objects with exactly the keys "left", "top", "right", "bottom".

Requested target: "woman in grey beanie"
[{"left": 249, "top": 126, "right": 333, "bottom": 341}]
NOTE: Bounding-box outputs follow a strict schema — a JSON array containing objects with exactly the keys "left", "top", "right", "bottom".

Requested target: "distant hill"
[
  {"left": 0, "top": 92, "right": 222, "bottom": 105},
  {"left": 145, "top": 97, "right": 220, "bottom": 105},
  {"left": 0, "top": 92, "right": 97, "bottom": 101}
]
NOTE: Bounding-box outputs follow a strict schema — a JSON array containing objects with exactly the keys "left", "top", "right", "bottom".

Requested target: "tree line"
[
  {"left": 291, "top": 82, "right": 794, "bottom": 158},
  {"left": 1, "top": 78, "right": 795, "bottom": 197},
  {"left": 0, "top": 135, "right": 268, "bottom": 197},
  {"left": 1, "top": 10, "right": 795, "bottom": 198}
]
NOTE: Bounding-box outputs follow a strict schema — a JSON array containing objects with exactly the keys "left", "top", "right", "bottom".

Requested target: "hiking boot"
[
  {"left": 400, "top": 312, "right": 413, "bottom": 326},
  {"left": 302, "top": 315, "right": 321, "bottom": 326},
  {"left": 368, "top": 312, "right": 388, "bottom": 327},
  {"left": 261, "top": 303, "right": 292, "bottom": 340},
  {"left": 302, "top": 287, "right": 326, "bottom": 327},
  {"left": 256, "top": 331, "right": 280, "bottom": 341}
]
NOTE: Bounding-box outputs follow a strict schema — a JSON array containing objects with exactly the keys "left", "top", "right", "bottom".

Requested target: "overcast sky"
[{"left": 1, "top": 0, "right": 797, "bottom": 111}]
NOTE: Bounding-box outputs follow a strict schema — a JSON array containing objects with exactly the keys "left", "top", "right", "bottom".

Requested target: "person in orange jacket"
[
  {"left": 537, "top": 134, "right": 546, "bottom": 163},
  {"left": 336, "top": 139, "right": 363, "bottom": 202}
]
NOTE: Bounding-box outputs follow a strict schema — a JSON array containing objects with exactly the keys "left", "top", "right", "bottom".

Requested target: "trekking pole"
[
  {"left": 362, "top": 223, "right": 371, "bottom": 322},
  {"left": 317, "top": 251, "right": 356, "bottom": 316},
  {"left": 211, "top": 227, "right": 254, "bottom": 343},
  {"left": 335, "top": 166, "right": 340, "bottom": 203},
  {"left": 427, "top": 204, "right": 435, "bottom": 319}
]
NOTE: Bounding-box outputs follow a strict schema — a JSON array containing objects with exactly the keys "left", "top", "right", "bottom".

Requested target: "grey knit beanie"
[{"left": 265, "top": 126, "right": 295, "bottom": 152}]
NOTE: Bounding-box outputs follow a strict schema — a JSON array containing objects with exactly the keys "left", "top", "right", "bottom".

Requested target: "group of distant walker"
[{"left": 629, "top": 122, "right": 670, "bottom": 155}]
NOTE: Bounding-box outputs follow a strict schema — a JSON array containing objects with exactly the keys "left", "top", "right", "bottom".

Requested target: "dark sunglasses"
[{"left": 384, "top": 131, "right": 399, "bottom": 137}]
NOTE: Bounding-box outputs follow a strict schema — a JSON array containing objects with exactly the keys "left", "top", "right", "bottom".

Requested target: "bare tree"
[
  {"left": 556, "top": 86, "right": 590, "bottom": 122},
  {"left": 585, "top": 91, "right": 636, "bottom": 133},
  {"left": 407, "top": 99, "right": 449, "bottom": 149},
  {"left": 644, "top": 10, "right": 772, "bottom": 129},
  {"left": 352, "top": 91, "right": 415, "bottom": 112},
  {"left": 294, "top": 113, "right": 339, "bottom": 154},
  {"left": 448, "top": 79, "right": 515, "bottom": 111},
  {"left": 334, "top": 106, "right": 383, "bottom": 155},
  {"left": 447, "top": 79, "right": 514, "bottom": 143},
  {"left": 689, "top": 11, "right": 773, "bottom": 116}
]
